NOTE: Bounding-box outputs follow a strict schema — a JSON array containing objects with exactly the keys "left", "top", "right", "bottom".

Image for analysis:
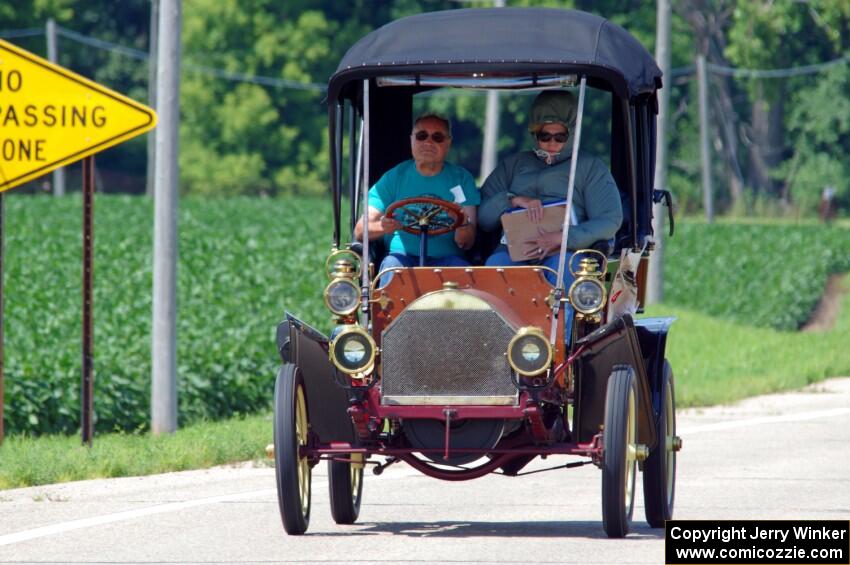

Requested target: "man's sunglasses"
[
  {"left": 414, "top": 130, "right": 448, "bottom": 143},
  {"left": 536, "top": 131, "right": 568, "bottom": 143}
]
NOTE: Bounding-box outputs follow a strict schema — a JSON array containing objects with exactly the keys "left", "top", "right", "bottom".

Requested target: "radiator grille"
[{"left": 381, "top": 308, "right": 518, "bottom": 405}]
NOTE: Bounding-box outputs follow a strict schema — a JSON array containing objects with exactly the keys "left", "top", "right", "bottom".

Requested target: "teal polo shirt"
[{"left": 368, "top": 160, "right": 479, "bottom": 258}]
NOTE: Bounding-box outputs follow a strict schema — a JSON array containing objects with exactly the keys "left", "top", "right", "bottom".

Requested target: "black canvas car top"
[{"left": 330, "top": 8, "right": 662, "bottom": 99}]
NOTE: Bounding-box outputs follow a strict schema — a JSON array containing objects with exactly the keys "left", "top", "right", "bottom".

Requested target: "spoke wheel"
[
  {"left": 643, "top": 360, "right": 677, "bottom": 527},
  {"left": 328, "top": 453, "right": 365, "bottom": 524},
  {"left": 274, "top": 364, "right": 311, "bottom": 535},
  {"left": 601, "top": 365, "right": 637, "bottom": 538}
]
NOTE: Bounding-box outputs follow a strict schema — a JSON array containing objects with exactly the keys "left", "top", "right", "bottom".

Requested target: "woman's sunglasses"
[
  {"left": 414, "top": 130, "right": 448, "bottom": 143},
  {"left": 536, "top": 131, "right": 568, "bottom": 143}
]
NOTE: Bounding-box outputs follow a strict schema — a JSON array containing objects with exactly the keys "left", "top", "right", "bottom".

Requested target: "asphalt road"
[{"left": 1, "top": 377, "right": 849, "bottom": 565}]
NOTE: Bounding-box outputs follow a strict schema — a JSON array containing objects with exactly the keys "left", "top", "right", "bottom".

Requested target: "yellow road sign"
[{"left": 0, "top": 39, "right": 157, "bottom": 192}]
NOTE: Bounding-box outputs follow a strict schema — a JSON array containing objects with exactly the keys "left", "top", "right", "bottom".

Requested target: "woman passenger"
[
  {"left": 478, "top": 90, "right": 622, "bottom": 280},
  {"left": 477, "top": 90, "right": 623, "bottom": 335}
]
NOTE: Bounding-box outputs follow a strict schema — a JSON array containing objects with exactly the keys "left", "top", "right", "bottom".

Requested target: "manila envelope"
[{"left": 500, "top": 205, "right": 566, "bottom": 261}]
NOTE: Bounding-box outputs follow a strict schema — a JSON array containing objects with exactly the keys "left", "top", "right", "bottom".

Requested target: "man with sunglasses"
[
  {"left": 478, "top": 90, "right": 622, "bottom": 272},
  {"left": 354, "top": 113, "right": 479, "bottom": 285}
]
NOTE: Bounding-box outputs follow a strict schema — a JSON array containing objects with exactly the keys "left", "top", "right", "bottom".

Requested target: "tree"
[{"left": 725, "top": 1, "right": 849, "bottom": 211}]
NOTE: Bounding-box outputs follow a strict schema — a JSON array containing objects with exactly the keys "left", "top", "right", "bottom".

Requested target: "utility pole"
[
  {"left": 46, "top": 18, "right": 66, "bottom": 197},
  {"left": 646, "top": 0, "right": 671, "bottom": 305},
  {"left": 146, "top": 0, "right": 159, "bottom": 197},
  {"left": 479, "top": 0, "right": 505, "bottom": 181},
  {"left": 151, "top": 0, "right": 181, "bottom": 434},
  {"left": 697, "top": 54, "right": 714, "bottom": 223}
]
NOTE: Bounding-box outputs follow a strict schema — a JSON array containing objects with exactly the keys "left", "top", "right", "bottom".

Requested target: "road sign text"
[
  {"left": 0, "top": 69, "right": 23, "bottom": 91},
  {"left": 1, "top": 138, "right": 46, "bottom": 162},
  {"left": 0, "top": 39, "right": 156, "bottom": 191},
  {"left": 1, "top": 104, "right": 107, "bottom": 128}
]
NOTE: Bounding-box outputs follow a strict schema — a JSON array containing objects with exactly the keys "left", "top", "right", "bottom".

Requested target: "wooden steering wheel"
[{"left": 385, "top": 196, "right": 464, "bottom": 236}]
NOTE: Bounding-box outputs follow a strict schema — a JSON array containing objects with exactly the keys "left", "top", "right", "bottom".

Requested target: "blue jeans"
[
  {"left": 378, "top": 253, "right": 471, "bottom": 287},
  {"left": 485, "top": 245, "right": 576, "bottom": 339}
]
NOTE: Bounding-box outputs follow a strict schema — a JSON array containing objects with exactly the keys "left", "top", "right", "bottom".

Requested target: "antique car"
[{"left": 273, "top": 7, "right": 679, "bottom": 538}]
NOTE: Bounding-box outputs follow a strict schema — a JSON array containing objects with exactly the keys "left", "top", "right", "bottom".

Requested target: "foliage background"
[
  {"left": 3, "top": 195, "right": 849, "bottom": 435},
  {"left": 2, "top": 1, "right": 850, "bottom": 217},
  {"left": 2, "top": 2, "right": 850, "bottom": 436},
  {"left": 3, "top": 196, "right": 332, "bottom": 435}
]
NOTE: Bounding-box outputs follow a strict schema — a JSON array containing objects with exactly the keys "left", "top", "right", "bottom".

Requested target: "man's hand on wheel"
[{"left": 379, "top": 215, "right": 402, "bottom": 234}]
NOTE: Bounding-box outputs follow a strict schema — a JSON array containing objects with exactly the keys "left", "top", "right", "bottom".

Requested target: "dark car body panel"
[
  {"left": 280, "top": 314, "right": 355, "bottom": 444},
  {"left": 574, "top": 314, "right": 658, "bottom": 448},
  {"left": 634, "top": 316, "right": 676, "bottom": 418}
]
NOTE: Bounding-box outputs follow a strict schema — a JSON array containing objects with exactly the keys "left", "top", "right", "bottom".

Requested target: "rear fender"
[
  {"left": 634, "top": 317, "right": 676, "bottom": 418},
  {"left": 278, "top": 312, "right": 356, "bottom": 443}
]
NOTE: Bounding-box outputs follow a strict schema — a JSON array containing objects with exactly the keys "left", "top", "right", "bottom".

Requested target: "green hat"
[{"left": 528, "top": 90, "right": 577, "bottom": 133}]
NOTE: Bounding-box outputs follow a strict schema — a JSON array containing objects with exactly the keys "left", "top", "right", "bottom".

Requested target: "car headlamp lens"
[
  {"left": 521, "top": 341, "right": 542, "bottom": 362},
  {"left": 324, "top": 279, "right": 360, "bottom": 316},
  {"left": 507, "top": 327, "right": 552, "bottom": 376},
  {"left": 342, "top": 339, "right": 366, "bottom": 364},
  {"left": 330, "top": 326, "right": 376, "bottom": 375},
  {"left": 569, "top": 278, "right": 605, "bottom": 314}
]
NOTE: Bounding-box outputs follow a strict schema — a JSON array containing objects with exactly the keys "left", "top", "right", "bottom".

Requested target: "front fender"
[
  {"left": 573, "top": 314, "right": 657, "bottom": 449},
  {"left": 278, "top": 312, "right": 355, "bottom": 443}
]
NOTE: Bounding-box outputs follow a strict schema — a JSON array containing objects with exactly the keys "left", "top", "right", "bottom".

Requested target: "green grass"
[
  {"left": 6, "top": 196, "right": 845, "bottom": 436},
  {"left": 648, "top": 282, "right": 850, "bottom": 406},
  {"left": 2, "top": 194, "right": 849, "bottom": 487},
  {"left": 4, "top": 194, "right": 334, "bottom": 435},
  {"left": 3, "top": 280, "right": 848, "bottom": 488},
  {"left": 0, "top": 413, "right": 272, "bottom": 489},
  {"left": 656, "top": 219, "right": 850, "bottom": 405},
  {"left": 664, "top": 222, "right": 850, "bottom": 330}
]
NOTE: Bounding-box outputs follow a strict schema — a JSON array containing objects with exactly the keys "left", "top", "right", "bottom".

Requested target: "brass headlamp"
[
  {"left": 507, "top": 326, "right": 553, "bottom": 377},
  {"left": 329, "top": 325, "right": 376, "bottom": 377},
  {"left": 568, "top": 253, "right": 607, "bottom": 317},
  {"left": 324, "top": 249, "right": 362, "bottom": 318}
]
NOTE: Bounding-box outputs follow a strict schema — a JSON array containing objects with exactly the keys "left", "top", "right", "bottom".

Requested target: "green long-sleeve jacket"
[{"left": 478, "top": 151, "right": 623, "bottom": 250}]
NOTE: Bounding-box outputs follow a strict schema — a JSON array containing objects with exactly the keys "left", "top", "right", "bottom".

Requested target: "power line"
[
  {"left": 4, "top": 24, "right": 850, "bottom": 87},
  {"left": 707, "top": 55, "right": 850, "bottom": 78},
  {"left": 670, "top": 55, "right": 850, "bottom": 82},
  {"left": 670, "top": 64, "right": 695, "bottom": 78},
  {"left": 0, "top": 28, "right": 44, "bottom": 39},
  {"left": 184, "top": 63, "right": 326, "bottom": 92},
  {"left": 57, "top": 26, "right": 148, "bottom": 61},
  {"left": 54, "top": 25, "right": 327, "bottom": 92}
]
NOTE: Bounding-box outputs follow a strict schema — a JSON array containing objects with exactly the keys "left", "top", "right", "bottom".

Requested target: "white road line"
[
  {"left": 679, "top": 406, "right": 850, "bottom": 435},
  {"left": 5, "top": 406, "right": 847, "bottom": 547},
  {"left": 0, "top": 467, "right": 422, "bottom": 547},
  {"left": 0, "top": 488, "right": 276, "bottom": 546}
]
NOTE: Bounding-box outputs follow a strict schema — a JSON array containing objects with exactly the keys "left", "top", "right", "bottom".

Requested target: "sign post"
[
  {"left": 0, "top": 39, "right": 157, "bottom": 445},
  {"left": 0, "top": 193, "right": 4, "bottom": 445},
  {"left": 81, "top": 156, "right": 94, "bottom": 446}
]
